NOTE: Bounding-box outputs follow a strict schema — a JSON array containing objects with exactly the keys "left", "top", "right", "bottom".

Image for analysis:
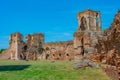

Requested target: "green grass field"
[{"left": 0, "top": 60, "right": 111, "bottom": 80}]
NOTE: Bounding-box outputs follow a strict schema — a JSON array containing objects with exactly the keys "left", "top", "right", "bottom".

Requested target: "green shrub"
[{"left": 0, "top": 49, "right": 6, "bottom": 53}]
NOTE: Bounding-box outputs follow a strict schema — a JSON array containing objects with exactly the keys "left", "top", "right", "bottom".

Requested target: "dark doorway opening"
[
  {"left": 46, "top": 54, "right": 49, "bottom": 59},
  {"left": 24, "top": 45, "right": 27, "bottom": 51}
]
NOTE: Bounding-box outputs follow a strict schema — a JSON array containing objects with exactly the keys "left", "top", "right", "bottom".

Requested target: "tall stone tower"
[
  {"left": 25, "top": 33, "right": 44, "bottom": 60},
  {"left": 74, "top": 9, "right": 102, "bottom": 61},
  {"left": 9, "top": 33, "right": 23, "bottom": 60}
]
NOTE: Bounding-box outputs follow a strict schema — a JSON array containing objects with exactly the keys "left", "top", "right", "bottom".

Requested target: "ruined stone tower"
[
  {"left": 7, "top": 32, "right": 44, "bottom": 60},
  {"left": 9, "top": 33, "right": 23, "bottom": 60},
  {"left": 74, "top": 9, "right": 102, "bottom": 61},
  {"left": 25, "top": 33, "right": 44, "bottom": 60}
]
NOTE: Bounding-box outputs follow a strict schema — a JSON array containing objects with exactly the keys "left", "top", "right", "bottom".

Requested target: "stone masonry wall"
[{"left": 40, "top": 41, "right": 74, "bottom": 61}]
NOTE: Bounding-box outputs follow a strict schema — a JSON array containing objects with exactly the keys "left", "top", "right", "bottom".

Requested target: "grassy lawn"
[{"left": 0, "top": 60, "right": 111, "bottom": 80}]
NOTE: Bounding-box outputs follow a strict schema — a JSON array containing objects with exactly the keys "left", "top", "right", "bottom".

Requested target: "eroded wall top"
[{"left": 77, "top": 9, "right": 101, "bottom": 32}]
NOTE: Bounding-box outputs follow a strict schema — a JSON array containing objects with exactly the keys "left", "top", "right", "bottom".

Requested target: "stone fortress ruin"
[
  {"left": 1, "top": 9, "right": 102, "bottom": 61},
  {"left": 0, "top": 9, "right": 120, "bottom": 80}
]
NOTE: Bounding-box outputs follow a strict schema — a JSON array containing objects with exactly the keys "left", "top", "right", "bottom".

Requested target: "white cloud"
[{"left": 63, "top": 32, "right": 71, "bottom": 36}]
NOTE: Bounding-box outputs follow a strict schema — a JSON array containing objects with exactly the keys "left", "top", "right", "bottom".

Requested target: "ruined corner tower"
[
  {"left": 74, "top": 9, "right": 102, "bottom": 61},
  {"left": 9, "top": 33, "right": 23, "bottom": 60}
]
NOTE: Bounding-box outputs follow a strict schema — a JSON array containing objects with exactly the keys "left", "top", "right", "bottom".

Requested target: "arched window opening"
[
  {"left": 80, "top": 17, "right": 87, "bottom": 31},
  {"left": 59, "top": 53, "right": 61, "bottom": 57},
  {"left": 46, "top": 54, "right": 49, "bottom": 59},
  {"left": 46, "top": 47, "right": 49, "bottom": 50},
  {"left": 66, "top": 53, "right": 69, "bottom": 56},
  {"left": 96, "top": 13, "right": 98, "bottom": 27},
  {"left": 53, "top": 54, "right": 55, "bottom": 56},
  {"left": 39, "top": 41, "right": 42, "bottom": 48}
]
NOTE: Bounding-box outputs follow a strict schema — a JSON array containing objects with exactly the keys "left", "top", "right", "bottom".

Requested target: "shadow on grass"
[{"left": 0, "top": 65, "right": 30, "bottom": 71}]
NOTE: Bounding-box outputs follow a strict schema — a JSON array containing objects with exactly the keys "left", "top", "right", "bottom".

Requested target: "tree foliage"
[{"left": 0, "top": 49, "right": 6, "bottom": 53}]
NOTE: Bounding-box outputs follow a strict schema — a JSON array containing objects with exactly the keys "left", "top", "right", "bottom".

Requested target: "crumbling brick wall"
[
  {"left": 96, "top": 10, "right": 120, "bottom": 80},
  {"left": 25, "top": 33, "right": 44, "bottom": 60},
  {"left": 5, "top": 33, "right": 44, "bottom": 60},
  {"left": 41, "top": 41, "right": 74, "bottom": 61}
]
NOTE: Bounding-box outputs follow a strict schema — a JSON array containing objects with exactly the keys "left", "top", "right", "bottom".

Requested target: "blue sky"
[{"left": 0, "top": 0, "right": 120, "bottom": 48}]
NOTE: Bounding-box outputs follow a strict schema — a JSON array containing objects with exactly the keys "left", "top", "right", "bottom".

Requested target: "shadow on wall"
[{"left": 0, "top": 65, "right": 30, "bottom": 71}]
